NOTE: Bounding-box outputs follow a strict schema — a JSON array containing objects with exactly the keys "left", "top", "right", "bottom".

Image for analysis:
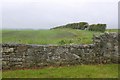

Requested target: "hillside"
[
  {"left": 1, "top": 28, "right": 100, "bottom": 45},
  {"left": 1, "top": 28, "right": 118, "bottom": 45}
]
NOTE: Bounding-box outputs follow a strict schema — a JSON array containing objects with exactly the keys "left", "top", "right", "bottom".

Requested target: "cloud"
[{"left": 2, "top": 0, "right": 119, "bottom": 29}]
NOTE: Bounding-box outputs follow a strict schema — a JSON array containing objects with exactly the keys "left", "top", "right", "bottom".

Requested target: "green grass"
[
  {"left": 106, "top": 29, "right": 119, "bottom": 33},
  {"left": 2, "top": 64, "right": 118, "bottom": 78},
  {"left": 1, "top": 28, "right": 101, "bottom": 45},
  {"left": 1, "top": 28, "right": 119, "bottom": 45}
]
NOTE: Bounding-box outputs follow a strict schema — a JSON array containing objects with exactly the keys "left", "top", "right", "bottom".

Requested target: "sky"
[{"left": 1, "top": 0, "right": 119, "bottom": 29}]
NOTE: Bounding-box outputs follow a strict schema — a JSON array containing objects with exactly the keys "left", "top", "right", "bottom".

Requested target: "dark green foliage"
[
  {"left": 58, "top": 40, "right": 66, "bottom": 45},
  {"left": 51, "top": 22, "right": 89, "bottom": 30},
  {"left": 88, "top": 24, "right": 106, "bottom": 32},
  {"left": 51, "top": 22, "right": 106, "bottom": 32}
]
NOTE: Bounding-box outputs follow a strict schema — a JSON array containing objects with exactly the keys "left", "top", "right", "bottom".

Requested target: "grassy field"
[
  {"left": 106, "top": 29, "right": 119, "bottom": 33},
  {"left": 2, "top": 64, "right": 118, "bottom": 78},
  {"left": 1, "top": 28, "right": 102, "bottom": 45},
  {"left": 1, "top": 28, "right": 119, "bottom": 45}
]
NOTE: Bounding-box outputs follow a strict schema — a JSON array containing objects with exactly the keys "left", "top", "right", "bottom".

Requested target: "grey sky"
[{"left": 1, "top": 0, "right": 119, "bottom": 29}]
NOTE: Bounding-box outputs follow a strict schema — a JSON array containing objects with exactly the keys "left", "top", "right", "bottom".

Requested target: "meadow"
[
  {"left": 1, "top": 28, "right": 118, "bottom": 45},
  {"left": 2, "top": 64, "right": 118, "bottom": 78}
]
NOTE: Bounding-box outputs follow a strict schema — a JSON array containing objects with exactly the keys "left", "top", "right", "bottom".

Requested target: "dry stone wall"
[{"left": 1, "top": 32, "right": 119, "bottom": 70}]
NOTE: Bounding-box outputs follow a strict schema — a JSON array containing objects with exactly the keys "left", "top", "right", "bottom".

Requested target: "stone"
[
  {"left": 2, "top": 32, "right": 119, "bottom": 70},
  {"left": 3, "top": 48, "right": 14, "bottom": 53}
]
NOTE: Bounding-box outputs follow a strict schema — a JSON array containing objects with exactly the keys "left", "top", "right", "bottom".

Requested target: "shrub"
[
  {"left": 88, "top": 24, "right": 106, "bottom": 32},
  {"left": 58, "top": 40, "right": 66, "bottom": 45},
  {"left": 51, "top": 22, "right": 89, "bottom": 30}
]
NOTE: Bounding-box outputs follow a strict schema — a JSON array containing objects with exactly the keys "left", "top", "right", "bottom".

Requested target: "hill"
[
  {"left": 2, "top": 28, "right": 100, "bottom": 45},
  {"left": 1, "top": 28, "right": 118, "bottom": 45}
]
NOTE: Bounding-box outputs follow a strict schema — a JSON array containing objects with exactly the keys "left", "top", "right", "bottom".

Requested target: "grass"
[
  {"left": 106, "top": 29, "right": 120, "bottom": 33},
  {"left": 2, "top": 64, "right": 118, "bottom": 78},
  {"left": 1, "top": 28, "right": 101, "bottom": 45},
  {"left": 1, "top": 28, "right": 119, "bottom": 45}
]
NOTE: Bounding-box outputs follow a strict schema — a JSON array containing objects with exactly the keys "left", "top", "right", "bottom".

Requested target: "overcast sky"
[{"left": 1, "top": 0, "right": 119, "bottom": 29}]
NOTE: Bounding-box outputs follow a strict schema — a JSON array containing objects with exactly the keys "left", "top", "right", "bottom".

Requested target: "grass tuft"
[{"left": 2, "top": 64, "right": 118, "bottom": 78}]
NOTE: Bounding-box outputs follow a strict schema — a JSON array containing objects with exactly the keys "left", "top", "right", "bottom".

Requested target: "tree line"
[{"left": 51, "top": 22, "right": 107, "bottom": 32}]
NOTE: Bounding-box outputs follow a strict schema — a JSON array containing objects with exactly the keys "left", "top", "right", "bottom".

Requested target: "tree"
[{"left": 88, "top": 24, "right": 106, "bottom": 32}]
